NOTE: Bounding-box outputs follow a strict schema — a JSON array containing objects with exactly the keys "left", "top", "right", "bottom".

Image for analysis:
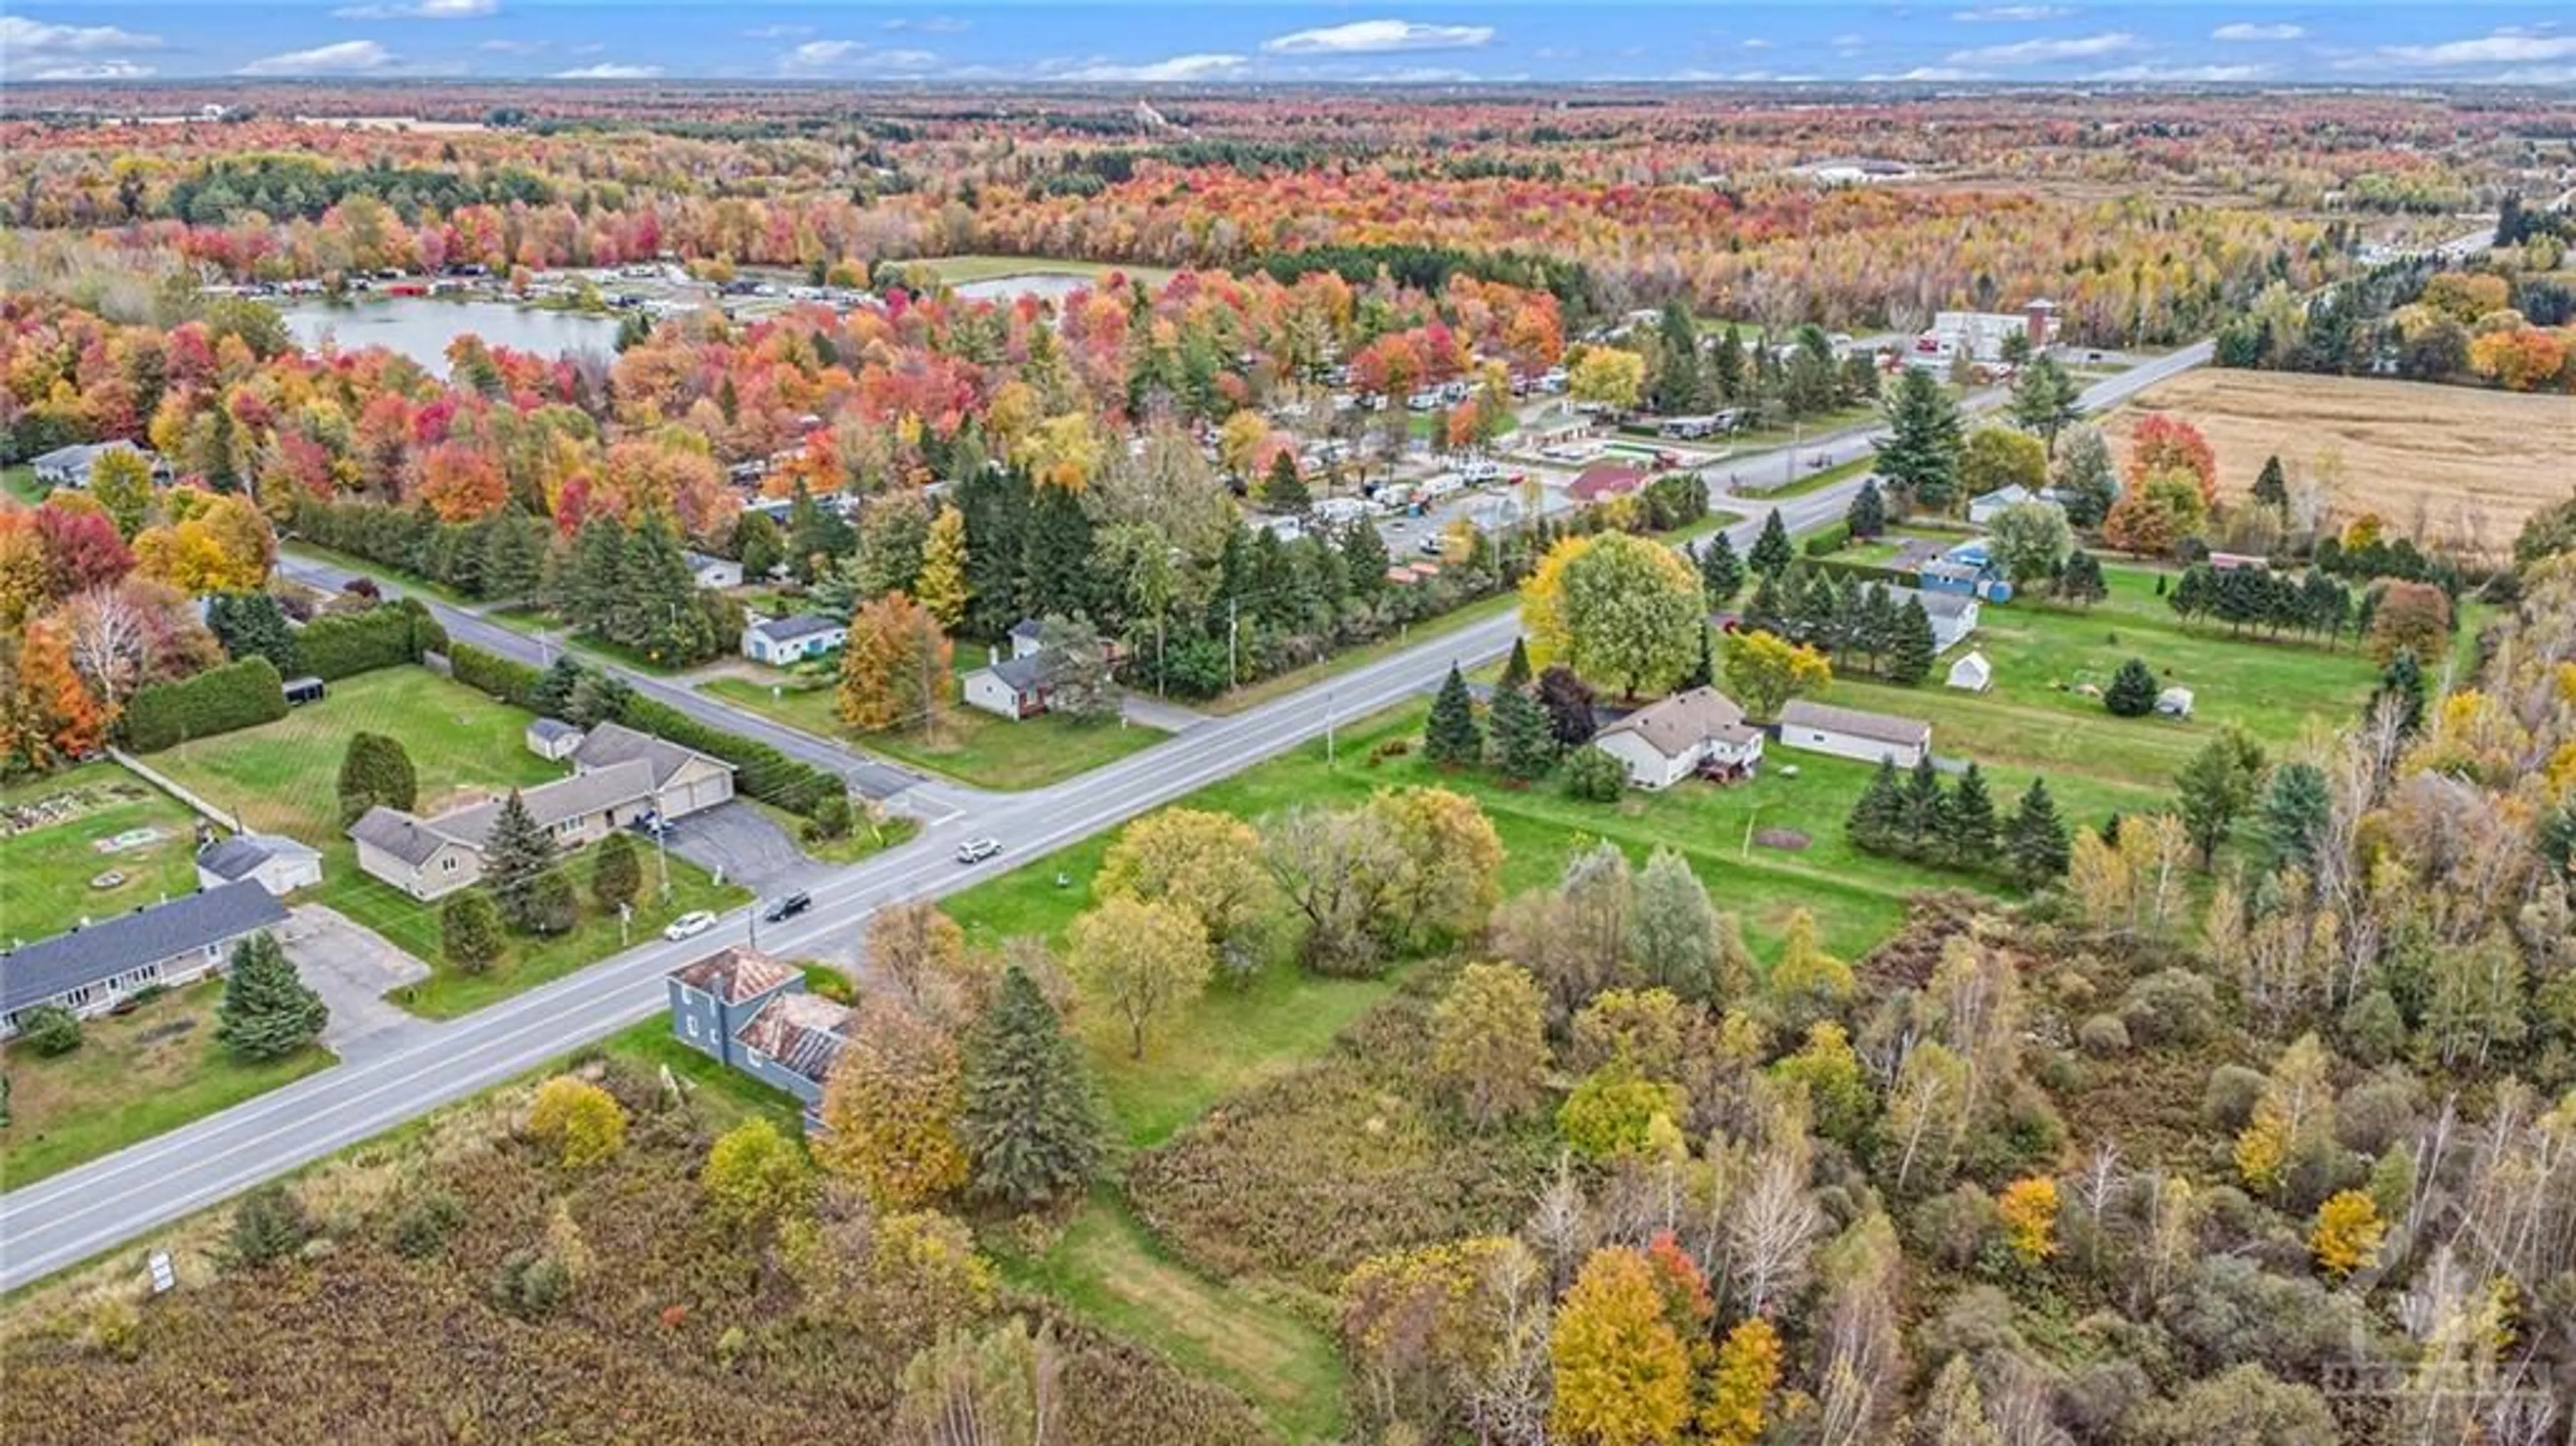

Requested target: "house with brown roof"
[
  {"left": 1590, "top": 686, "right": 1765, "bottom": 790},
  {"left": 1567, "top": 462, "right": 1648, "bottom": 504},
  {"left": 665, "top": 946, "right": 852, "bottom": 1125},
  {"left": 1778, "top": 699, "right": 1933, "bottom": 768}
]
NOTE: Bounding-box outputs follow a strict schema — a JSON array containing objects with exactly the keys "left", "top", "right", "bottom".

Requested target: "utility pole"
[
  {"left": 653, "top": 783, "right": 672, "bottom": 900},
  {"left": 1325, "top": 692, "right": 1336, "bottom": 767},
  {"left": 1227, "top": 595, "right": 1240, "bottom": 689}
]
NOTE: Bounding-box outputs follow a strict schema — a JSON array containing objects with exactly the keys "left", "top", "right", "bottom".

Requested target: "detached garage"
[{"left": 1778, "top": 700, "right": 1933, "bottom": 769}]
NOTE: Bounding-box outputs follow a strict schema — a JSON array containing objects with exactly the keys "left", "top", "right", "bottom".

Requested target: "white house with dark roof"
[
  {"left": 525, "top": 717, "right": 585, "bottom": 761},
  {"left": 0, "top": 881, "right": 288, "bottom": 1037},
  {"left": 742, "top": 612, "right": 849, "bottom": 666},
  {"left": 664, "top": 946, "right": 853, "bottom": 1126},
  {"left": 349, "top": 722, "right": 735, "bottom": 900},
  {"left": 1590, "top": 687, "right": 1765, "bottom": 790},
  {"left": 29, "top": 439, "right": 163, "bottom": 490},
  {"left": 195, "top": 833, "right": 323, "bottom": 895},
  {"left": 684, "top": 551, "right": 744, "bottom": 590},
  {"left": 963, "top": 655, "right": 1052, "bottom": 720},
  {"left": 1778, "top": 700, "right": 1934, "bottom": 768}
]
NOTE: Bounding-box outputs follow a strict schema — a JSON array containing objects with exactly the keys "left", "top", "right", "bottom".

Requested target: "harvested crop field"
[{"left": 2101, "top": 370, "right": 2575, "bottom": 561}]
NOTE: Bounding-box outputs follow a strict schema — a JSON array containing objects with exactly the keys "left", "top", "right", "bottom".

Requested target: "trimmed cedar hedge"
[
  {"left": 125, "top": 657, "right": 288, "bottom": 753},
  {"left": 295, "top": 602, "right": 443, "bottom": 681},
  {"left": 445, "top": 642, "right": 839, "bottom": 817}
]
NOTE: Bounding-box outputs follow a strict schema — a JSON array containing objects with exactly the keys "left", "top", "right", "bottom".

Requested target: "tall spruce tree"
[
  {"left": 2105, "top": 657, "right": 2159, "bottom": 717},
  {"left": 1750, "top": 509, "right": 1795, "bottom": 577},
  {"left": 1682, "top": 625, "right": 1715, "bottom": 689},
  {"left": 1898, "top": 755, "right": 1949, "bottom": 854},
  {"left": 483, "top": 791, "right": 559, "bottom": 932},
  {"left": 1426, "top": 665, "right": 1483, "bottom": 767},
  {"left": 961, "top": 964, "right": 1105, "bottom": 1211},
  {"left": 215, "top": 932, "right": 327, "bottom": 1062},
  {"left": 2055, "top": 551, "right": 2108, "bottom": 607},
  {"left": 1847, "top": 758, "right": 1905, "bottom": 853},
  {"left": 1879, "top": 367, "right": 1965, "bottom": 514},
  {"left": 2253, "top": 455, "right": 2290, "bottom": 514},
  {"left": 2004, "top": 777, "right": 2072, "bottom": 885},
  {"left": 1489, "top": 684, "right": 1558, "bottom": 783},
  {"left": 1845, "top": 478, "right": 1888, "bottom": 540},
  {"left": 207, "top": 592, "right": 299, "bottom": 671},
  {"left": 1700, "top": 532, "right": 1746, "bottom": 608},
  {"left": 2371, "top": 649, "right": 2426, "bottom": 734},
  {"left": 1942, "top": 762, "right": 2000, "bottom": 864},
  {"left": 1499, "top": 635, "right": 1534, "bottom": 692},
  {"left": 1263, "top": 450, "right": 1311, "bottom": 514},
  {"left": 1888, "top": 598, "right": 1938, "bottom": 685}
]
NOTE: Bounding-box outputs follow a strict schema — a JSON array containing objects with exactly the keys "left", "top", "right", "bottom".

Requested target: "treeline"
[
  {"left": 2163, "top": 564, "right": 2356, "bottom": 644},
  {"left": 1739, "top": 564, "right": 1939, "bottom": 686},
  {"left": 1257, "top": 243, "right": 1601, "bottom": 317},
  {"left": 162, "top": 156, "right": 557, "bottom": 227},
  {"left": 1847, "top": 755, "right": 2072, "bottom": 887}
]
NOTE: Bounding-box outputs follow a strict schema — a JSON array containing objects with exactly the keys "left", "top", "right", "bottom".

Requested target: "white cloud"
[
  {"left": 1261, "top": 19, "right": 1495, "bottom": 56},
  {"left": 32, "top": 60, "right": 158, "bottom": 80},
  {"left": 744, "top": 24, "right": 811, "bottom": 39},
  {"left": 1865, "top": 66, "right": 1989, "bottom": 80},
  {"left": 478, "top": 38, "right": 546, "bottom": 54},
  {"left": 1351, "top": 66, "right": 1479, "bottom": 82},
  {"left": 1831, "top": 33, "right": 1868, "bottom": 50},
  {"left": 553, "top": 62, "right": 661, "bottom": 78},
  {"left": 1947, "top": 31, "right": 2138, "bottom": 64},
  {"left": 2086, "top": 62, "right": 2272, "bottom": 81},
  {"left": 1048, "top": 52, "right": 1250, "bottom": 81},
  {"left": 331, "top": 0, "right": 495, "bottom": 18},
  {"left": 2377, "top": 31, "right": 2576, "bottom": 66},
  {"left": 0, "top": 17, "right": 162, "bottom": 76},
  {"left": 1953, "top": 6, "right": 2074, "bottom": 21},
  {"left": 777, "top": 40, "right": 945, "bottom": 76},
  {"left": 238, "top": 39, "right": 398, "bottom": 75},
  {"left": 883, "top": 16, "right": 969, "bottom": 34},
  {"left": 1741, "top": 38, "right": 1773, "bottom": 50},
  {"left": 2211, "top": 22, "right": 2304, "bottom": 42}
]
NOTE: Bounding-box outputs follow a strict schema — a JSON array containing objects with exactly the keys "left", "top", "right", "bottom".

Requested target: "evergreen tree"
[
  {"left": 2256, "top": 761, "right": 2331, "bottom": 873},
  {"left": 2105, "top": 657, "right": 2159, "bottom": 717},
  {"left": 2175, "top": 728, "right": 2266, "bottom": 868},
  {"left": 207, "top": 592, "right": 298, "bottom": 671},
  {"left": 1887, "top": 598, "right": 1937, "bottom": 685},
  {"left": 2253, "top": 455, "right": 2290, "bottom": 514},
  {"left": 2008, "top": 353, "right": 2082, "bottom": 449},
  {"left": 337, "top": 730, "right": 417, "bottom": 826},
  {"left": 1699, "top": 532, "right": 1745, "bottom": 608},
  {"left": 1263, "top": 450, "right": 1310, "bottom": 514},
  {"left": 1709, "top": 325, "right": 1747, "bottom": 400},
  {"left": 1650, "top": 302, "right": 1705, "bottom": 412},
  {"left": 215, "top": 932, "right": 327, "bottom": 1062},
  {"left": 1341, "top": 518, "right": 1391, "bottom": 606},
  {"left": 531, "top": 655, "right": 586, "bottom": 719},
  {"left": 1856, "top": 583, "right": 1899, "bottom": 673},
  {"left": 1682, "top": 625, "right": 1715, "bottom": 689},
  {"left": 1845, "top": 478, "right": 1888, "bottom": 540},
  {"left": 1749, "top": 508, "right": 1795, "bottom": 577},
  {"left": 1023, "top": 482, "right": 1095, "bottom": 620},
  {"left": 1489, "top": 683, "right": 1558, "bottom": 783},
  {"left": 961, "top": 964, "right": 1105, "bottom": 1211},
  {"left": 1499, "top": 635, "right": 1534, "bottom": 691},
  {"left": 1847, "top": 757, "right": 1905, "bottom": 852},
  {"left": 1898, "top": 755, "right": 1949, "bottom": 854},
  {"left": 1879, "top": 367, "right": 1965, "bottom": 513},
  {"left": 1743, "top": 570, "right": 1790, "bottom": 637},
  {"left": 2055, "top": 551, "right": 2108, "bottom": 607},
  {"left": 440, "top": 890, "right": 506, "bottom": 973},
  {"left": 562, "top": 514, "right": 628, "bottom": 634},
  {"left": 527, "top": 870, "right": 579, "bottom": 936},
  {"left": 483, "top": 790, "right": 558, "bottom": 932},
  {"left": 2371, "top": 649, "right": 2426, "bottom": 734},
  {"left": 2004, "top": 776, "right": 2072, "bottom": 885},
  {"left": 1426, "top": 665, "right": 1483, "bottom": 767},
  {"left": 591, "top": 830, "right": 642, "bottom": 910},
  {"left": 1942, "top": 762, "right": 1999, "bottom": 864}
]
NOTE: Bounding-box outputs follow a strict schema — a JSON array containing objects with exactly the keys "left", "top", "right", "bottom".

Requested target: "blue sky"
[{"left": 5, "top": 3, "right": 2574, "bottom": 86}]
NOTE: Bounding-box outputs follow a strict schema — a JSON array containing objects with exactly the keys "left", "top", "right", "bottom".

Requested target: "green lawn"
[
  {"left": 994, "top": 1191, "right": 1348, "bottom": 1445},
  {"left": 600, "top": 1016, "right": 802, "bottom": 1133},
  {"left": 146, "top": 667, "right": 751, "bottom": 1019},
  {"left": 0, "top": 980, "right": 333, "bottom": 1188},
  {"left": 1, "top": 762, "right": 204, "bottom": 943},
  {"left": 698, "top": 677, "right": 1169, "bottom": 791},
  {"left": 1731, "top": 454, "right": 1874, "bottom": 502},
  {"left": 916, "top": 254, "right": 1179, "bottom": 288},
  {"left": 1, "top": 464, "right": 43, "bottom": 505}
]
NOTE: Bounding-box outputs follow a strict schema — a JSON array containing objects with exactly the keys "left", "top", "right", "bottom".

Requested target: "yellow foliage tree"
[
  {"left": 1549, "top": 1247, "right": 1694, "bottom": 1446},
  {"left": 702, "top": 1117, "right": 818, "bottom": 1230},
  {"left": 1065, "top": 894, "right": 1213, "bottom": 1060},
  {"left": 1701, "top": 1316, "right": 1783, "bottom": 1446},
  {"left": 1568, "top": 347, "right": 1648, "bottom": 412},
  {"left": 914, "top": 506, "right": 970, "bottom": 630},
  {"left": 526, "top": 1075, "right": 627, "bottom": 1169},
  {"left": 2310, "top": 1189, "right": 2387, "bottom": 1279},
  {"left": 1998, "top": 1176, "right": 2061, "bottom": 1264},
  {"left": 816, "top": 1000, "right": 969, "bottom": 1209}
]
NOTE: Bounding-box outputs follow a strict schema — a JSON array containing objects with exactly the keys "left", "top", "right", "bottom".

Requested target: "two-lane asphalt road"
[{"left": 0, "top": 339, "right": 2214, "bottom": 1293}]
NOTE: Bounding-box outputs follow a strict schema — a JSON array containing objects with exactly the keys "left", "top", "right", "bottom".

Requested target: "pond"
[{"left": 280, "top": 296, "right": 622, "bottom": 373}]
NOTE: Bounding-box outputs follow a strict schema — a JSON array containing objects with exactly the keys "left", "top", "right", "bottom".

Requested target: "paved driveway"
[
  {"left": 281, "top": 905, "right": 432, "bottom": 1062},
  {"left": 653, "top": 801, "right": 822, "bottom": 894}
]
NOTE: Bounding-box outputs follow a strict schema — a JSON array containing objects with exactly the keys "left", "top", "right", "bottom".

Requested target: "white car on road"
[{"left": 663, "top": 910, "right": 718, "bottom": 942}]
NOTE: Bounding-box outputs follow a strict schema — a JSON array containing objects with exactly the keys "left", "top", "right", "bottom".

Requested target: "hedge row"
[
  {"left": 125, "top": 657, "right": 288, "bottom": 753},
  {"left": 295, "top": 602, "right": 440, "bottom": 681},
  {"left": 445, "top": 643, "right": 839, "bottom": 817}
]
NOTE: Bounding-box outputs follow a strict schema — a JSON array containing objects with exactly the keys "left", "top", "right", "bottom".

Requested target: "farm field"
[
  {"left": 0, "top": 979, "right": 332, "bottom": 1188},
  {"left": 0, "top": 762, "right": 203, "bottom": 944},
  {"left": 2099, "top": 369, "right": 2576, "bottom": 561},
  {"left": 147, "top": 668, "right": 749, "bottom": 1018},
  {"left": 916, "top": 254, "right": 1179, "bottom": 287},
  {"left": 698, "top": 677, "right": 1169, "bottom": 791}
]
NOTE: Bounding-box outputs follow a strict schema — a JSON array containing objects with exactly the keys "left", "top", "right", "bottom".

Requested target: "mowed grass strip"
[
  {"left": 995, "top": 1191, "right": 1347, "bottom": 1445},
  {"left": 0, "top": 979, "right": 333, "bottom": 1188},
  {"left": 698, "top": 677, "right": 1169, "bottom": 791},
  {"left": 148, "top": 667, "right": 749, "bottom": 1019},
  {"left": 1, "top": 762, "right": 204, "bottom": 943}
]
